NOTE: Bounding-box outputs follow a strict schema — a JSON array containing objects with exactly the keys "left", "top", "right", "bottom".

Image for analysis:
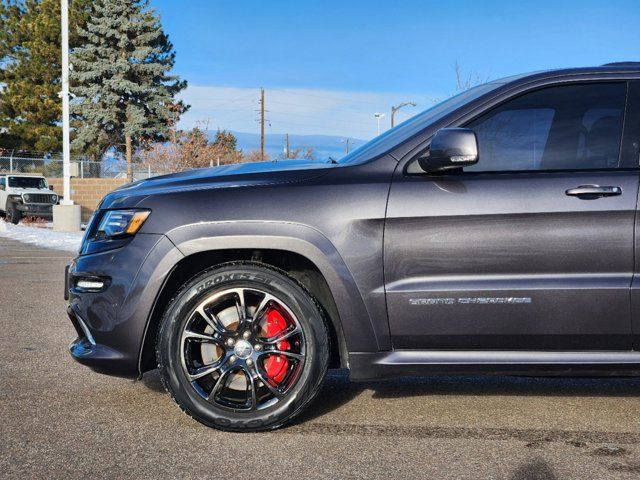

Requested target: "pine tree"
[
  {"left": 212, "top": 129, "right": 238, "bottom": 152},
  {"left": 71, "top": 0, "right": 187, "bottom": 178},
  {"left": 0, "top": 1, "right": 21, "bottom": 149},
  {"left": 0, "top": 0, "right": 92, "bottom": 152},
  {"left": 0, "top": 0, "right": 61, "bottom": 151},
  {"left": 0, "top": 1, "right": 22, "bottom": 66}
]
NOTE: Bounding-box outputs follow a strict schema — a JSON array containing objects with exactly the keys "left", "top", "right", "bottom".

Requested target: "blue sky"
[{"left": 152, "top": 0, "right": 640, "bottom": 139}]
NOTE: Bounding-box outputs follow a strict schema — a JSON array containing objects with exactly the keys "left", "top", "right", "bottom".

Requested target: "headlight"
[
  {"left": 95, "top": 209, "right": 151, "bottom": 239},
  {"left": 51, "top": 194, "right": 58, "bottom": 203},
  {"left": 23, "top": 194, "right": 31, "bottom": 202},
  {"left": 80, "top": 209, "right": 151, "bottom": 255}
]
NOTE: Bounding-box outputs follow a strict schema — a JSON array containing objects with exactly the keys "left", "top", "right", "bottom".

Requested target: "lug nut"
[
  {"left": 226, "top": 338, "right": 235, "bottom": 347},
  {"left": 254, "top": 344, "right": 262, "bottom": 351},
  {"left": 246, "top": 359, "right": 253, "bottom": 366},
  {"left": 242, "top": 330, "right": 251, "bottom": 339},
  {"left": 230, "top": 355, "right": 237, "bottom": 363}
]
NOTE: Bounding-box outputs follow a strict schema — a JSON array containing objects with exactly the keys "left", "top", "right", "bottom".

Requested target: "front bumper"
[
  {"left": 65, "top": 233, "right": 184, "bottom": 377},
  {"left": 67, "top": 304, "right": 126, "bottom": 374},
  {"left": 17, "top": 203, "right": 53, "bottom": 218}
]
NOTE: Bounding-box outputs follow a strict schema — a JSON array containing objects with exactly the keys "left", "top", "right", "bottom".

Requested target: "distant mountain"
[{"left": 207, "top": 131, "right": 368, "bottom": 161}]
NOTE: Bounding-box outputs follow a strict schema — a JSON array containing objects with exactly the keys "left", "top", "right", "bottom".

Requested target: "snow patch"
[{"left": 0, "top": 221, "right": 82, "bottom": 253}]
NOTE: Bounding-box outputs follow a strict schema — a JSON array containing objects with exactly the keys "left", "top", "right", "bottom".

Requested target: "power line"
[
  {"left": 264, "top": 118, "right": 371, "bottom": 138},
  {"left": 267, "top": 108, "right": 373, "bottom": 127},
  {"left": 190, "top": 110, "right": 373, "bottom": 138},
  {"left": 261, "top": 106, "right": 375, "bottom": 134},
  {"left": 197, "top": 92, "right": 258, "bottom": 110},
  {"left": 268, "top": 99, "right": 380, "bottom": 116},
  {"left": 190, "top": 87, "right": 387, "bottom": 137},
  {"left": 268, "top": 87, "right": 387, "bottom": 107}
]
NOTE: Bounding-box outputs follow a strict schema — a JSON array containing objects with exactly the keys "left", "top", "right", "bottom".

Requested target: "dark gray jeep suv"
[{"left": 66, "top": 63, "right": 640, "bottom": 431}]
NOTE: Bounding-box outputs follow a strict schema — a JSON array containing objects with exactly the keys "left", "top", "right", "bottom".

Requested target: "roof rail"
[{"left": 602, "top": 62, "right": 640, "bottom": 67}]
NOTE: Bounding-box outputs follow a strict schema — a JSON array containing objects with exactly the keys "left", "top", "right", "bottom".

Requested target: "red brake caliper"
[{"left": 263, "top": 308, "right": 290, "bottom": 385}]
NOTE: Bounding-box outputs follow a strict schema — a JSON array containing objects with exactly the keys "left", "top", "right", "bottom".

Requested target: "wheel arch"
[{"left": 139, "top": 222, "right": 380, "bottom": 375}]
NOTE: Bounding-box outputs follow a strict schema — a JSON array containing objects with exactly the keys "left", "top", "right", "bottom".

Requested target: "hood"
[{"left": 100, "top": 159, "right": 337, "bottom": 209}]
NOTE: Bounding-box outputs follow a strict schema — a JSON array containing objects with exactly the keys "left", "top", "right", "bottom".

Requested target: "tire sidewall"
[
  {"left": 157, "top": 263, "right": 329, "bottom": 431},
  {"left": 6, "top": 202, "right": 19, "bottom": 224}
]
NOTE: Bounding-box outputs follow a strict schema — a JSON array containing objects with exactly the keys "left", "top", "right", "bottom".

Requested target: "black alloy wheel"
[{"left": 157, "top": 262, "right": 330, "bottom": 432}]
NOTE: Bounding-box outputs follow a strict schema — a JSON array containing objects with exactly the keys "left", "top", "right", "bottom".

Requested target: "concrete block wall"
[{"left": 47, "top": 178, "right": 128, "bottom": 222}]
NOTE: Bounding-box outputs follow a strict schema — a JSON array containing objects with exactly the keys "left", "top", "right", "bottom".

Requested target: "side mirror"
[
  {"left": 49, "top": 185, "right": 54, "bottom": 191},
  {"left": 0, "top": 184, "right": 4, "bottom": 191},
  {"left": 418, "top": 128, "right": 479, "bottom": 173}
]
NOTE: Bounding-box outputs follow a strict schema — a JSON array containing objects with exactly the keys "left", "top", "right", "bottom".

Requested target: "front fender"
[{"left": 166, "top": 220, "right": 381, "bottom": 353}]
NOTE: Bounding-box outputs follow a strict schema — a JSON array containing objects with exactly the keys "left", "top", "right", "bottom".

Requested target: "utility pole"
[
  {"left": 284, "top": 133, "right": 290, "bottom": 158},
  {"left": 341, "top": 138, "right": 352, "bottom": 155},
  {"left": 260, "top": 88, "right": 265, "bottom": 161},
  {"left": 391, "top": 101, "right": 416, "bottom": 128}
]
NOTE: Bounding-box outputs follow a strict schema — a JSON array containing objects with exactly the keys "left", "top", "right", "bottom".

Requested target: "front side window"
[
  {"left": 465, "top": 83, "right": 627, "bottom": 172},
  {"left": 338, "top": 82, "right": 504, "bottom": 165}
]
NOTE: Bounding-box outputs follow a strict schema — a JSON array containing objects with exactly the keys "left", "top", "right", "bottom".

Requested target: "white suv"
[{"left": 0, "top": 174, "right": 59, "bottom": 224}]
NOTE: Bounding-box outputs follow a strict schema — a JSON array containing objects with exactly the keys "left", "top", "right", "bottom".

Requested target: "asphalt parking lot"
[{"left": 2, "top": 236, "right": 640, "bottom": 479}]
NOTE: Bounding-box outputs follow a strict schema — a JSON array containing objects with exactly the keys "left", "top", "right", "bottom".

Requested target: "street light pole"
[
  {"left": 53, "top": 0, "right": 81, "bottom": 231},
  {"left": 390, "top": 101, "right": 416, "bottom": 128},
  {"left": 374, "top": 113, "right": 385, "bottom": 136},
  {"left": 60, "top": 0, "right": 71, "bottom": 205}
]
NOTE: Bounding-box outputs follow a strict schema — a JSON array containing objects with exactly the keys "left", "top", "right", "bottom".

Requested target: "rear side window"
[{"left": 465, "top": 83, "right": 627, "bottom": 172}]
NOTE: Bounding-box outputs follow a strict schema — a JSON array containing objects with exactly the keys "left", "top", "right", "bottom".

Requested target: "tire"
[
  {"left": 6, "top": 202, "right": 20, "bottom": 224},
  {"left": 156, "top": 262, "right": 330, "bottom": 432}
]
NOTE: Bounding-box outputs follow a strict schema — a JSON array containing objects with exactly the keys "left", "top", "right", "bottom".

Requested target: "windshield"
[
  {"left": 337, "top": 82, "right": 504, "bottom": 165},
  {"left": 8, "top": 176, "right": 47, "bottom": 189}
]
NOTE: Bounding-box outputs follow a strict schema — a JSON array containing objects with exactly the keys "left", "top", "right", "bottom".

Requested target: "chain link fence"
[{"left": 0, "top": 151, "right": 169, "bottom": 181}]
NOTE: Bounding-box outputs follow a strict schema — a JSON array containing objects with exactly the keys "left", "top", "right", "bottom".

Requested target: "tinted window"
[
  {"left": 8, "top": 176, "right": 47, "bottom": 189},
  {"left": 338, "top": 82, "right": 504, "bottom": 165},
  {"left": 465, "top": 83, "right": 627, "bottom": 172}
]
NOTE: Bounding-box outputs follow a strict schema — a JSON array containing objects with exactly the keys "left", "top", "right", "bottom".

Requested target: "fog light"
[{"left": 76, "top": 279, "right": 104, "bottom": 290}]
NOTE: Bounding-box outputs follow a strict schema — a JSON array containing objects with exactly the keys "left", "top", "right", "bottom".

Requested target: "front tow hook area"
[
  {"left": 67, "top": 304, "right": 95, "bottom": 345},
  {"left": 67, "top": 305, "right": 129, "bottom": 375}
]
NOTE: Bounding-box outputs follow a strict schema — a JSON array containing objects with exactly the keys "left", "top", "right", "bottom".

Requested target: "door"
[{"left": 385, "top": 81, "right": 639, "bottom": 350}]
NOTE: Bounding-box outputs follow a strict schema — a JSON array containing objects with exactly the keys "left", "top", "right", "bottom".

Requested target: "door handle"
[{"left": 565, "top": 185, "right": 622, "bottom": 198}]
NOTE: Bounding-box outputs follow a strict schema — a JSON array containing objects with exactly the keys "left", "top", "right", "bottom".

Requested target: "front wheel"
[
  {"left": 5, "top": 202, "right": 20, "bottom": 224},
  {"left": 156, "top": 262, "right": 330, "bottom": 432}
]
